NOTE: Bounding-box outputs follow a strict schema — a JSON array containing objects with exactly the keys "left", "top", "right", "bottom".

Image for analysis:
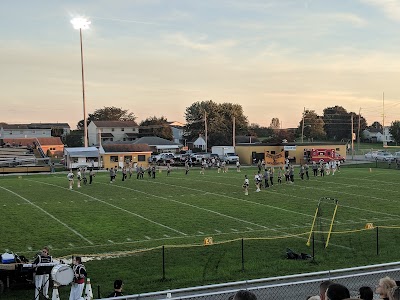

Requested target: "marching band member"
[
  {"left": 69, "top": 256, "right": 87, "bottom": 300},
  {"left": 33, "top": 247, "right": 53, "bottom": 300}
]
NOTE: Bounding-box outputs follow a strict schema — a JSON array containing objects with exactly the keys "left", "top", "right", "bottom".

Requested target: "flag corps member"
[{"left": 69, "top": 256, "right": 87, "bottom": 300}]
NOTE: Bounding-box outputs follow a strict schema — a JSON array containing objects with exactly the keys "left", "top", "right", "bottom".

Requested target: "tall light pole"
[
  {"left": 71, "top": 17, "right": 91, "bottom": 147},
  {"left": 301, "top": 107, "right": 306, "bottom": 143}
]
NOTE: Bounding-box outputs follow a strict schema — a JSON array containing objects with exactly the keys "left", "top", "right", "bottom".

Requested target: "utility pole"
[
  {"left": 204, "top": 111, "right": 208, "bottom": 152},
  {"left": 351, "top": 114, "right": 354, "bottom": 160},
  {"left": 357, "top": 108, "right": 361, "bottom": 152},
  {"left": 233, "top": 116, "right": 236, "bottom": 147},
  {"left": 301, "top": 107, "right": 306, "bottom": 143},
  {"left": 382, "top": 92, "right": 386, "bottom": 147}
]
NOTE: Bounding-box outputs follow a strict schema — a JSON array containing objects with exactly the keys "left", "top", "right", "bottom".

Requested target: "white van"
[{"left": 393, "top": 151, "right": 400, "bottom": 160}]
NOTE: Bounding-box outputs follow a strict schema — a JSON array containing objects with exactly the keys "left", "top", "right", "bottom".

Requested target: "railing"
[
  {"left": 97, "top": 262, "right": 400, "bottom": 299},
  {"left": 34, "top": 138, "right": 46, "bottom": 158}
]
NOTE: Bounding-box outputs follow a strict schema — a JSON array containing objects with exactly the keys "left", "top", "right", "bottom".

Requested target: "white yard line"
[
  {"left": 104, "top": 182, "right": 275, "bottom": 232},
  {"left": 0, "top": 185, "right": 94, "bottom": 245},
  {"left": 27, "top": 179, "right": 187, "bottom": 236},
  {"left": 312, "top": 179, "right": 400, "bottom": 196},
  {"left": 128, "top": 180, "right": 352, "bottom": 250},
  {"left": 284, "top": 185, "right": 400, "bottom": 219},
  {"left": 196, "top": 173, "right": 400, "bottom": 220},
  {"left": 150, "top": 177, "right": 318, "bottom": 219}
]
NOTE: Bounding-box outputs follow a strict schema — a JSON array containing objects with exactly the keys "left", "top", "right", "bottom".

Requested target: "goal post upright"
[
  {"left": 307, "top": 199, "right": 321, "bottom": 246},
  {"left": 325, "top": 199, "right": 339, "bottom": 248}
]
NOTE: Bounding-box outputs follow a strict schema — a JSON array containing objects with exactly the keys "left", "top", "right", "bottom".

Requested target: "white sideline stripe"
[
  {"left": 107, "top": 183, "right": 276, "bottom": 232},
  {"left": 0, "top": 185, "right": 94, "bottom": 245},
  {"left": 28, "top": 179, "right": 187, "bottom": 236},
  {"left": 246, "top": 227, "right": 253, "bottom": 231},
  {"left": 108, "top": 240, "right": 114, "bottom": 243},
  {"left": 163, "top": 235, "right": 170, "bottom": 238},
  {"left": 215, "top": 229, "right": 221, "bottom": 233},
  {"left": 145, "top": 236, "right": 151, "bottom": 240},
  {"left": 198, "top": 231, "right": 204, "bottom": 234}
]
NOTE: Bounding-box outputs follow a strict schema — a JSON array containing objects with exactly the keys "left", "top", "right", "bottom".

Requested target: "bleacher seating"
[{"left": 0, "top": 147, "right": 37, "bottom": 167}]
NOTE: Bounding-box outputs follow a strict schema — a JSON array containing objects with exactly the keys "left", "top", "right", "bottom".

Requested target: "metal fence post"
[
  {"left": 241, "top": 238, "right": 244, "bottom": 272},
  {"left": 97, "top": 285, "right": 101, "bottom": 299},
  {"left": 162, "top": 245, "right": 166, "bottom": 280},
  {"left": 312, "top": 231, "right": 315, "bottom": 262},
  {"left": 376, "top": 226, "right": 379, "bottom": 256}
]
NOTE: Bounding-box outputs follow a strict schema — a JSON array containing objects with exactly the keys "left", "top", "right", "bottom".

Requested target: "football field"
[{"left": 1, "top": 165, "right": 399, "bottom": 257}]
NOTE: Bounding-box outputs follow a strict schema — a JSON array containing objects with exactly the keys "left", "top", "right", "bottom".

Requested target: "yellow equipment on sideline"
[{"left": 306, "top": 197, "right": 339, "bottom": 248}]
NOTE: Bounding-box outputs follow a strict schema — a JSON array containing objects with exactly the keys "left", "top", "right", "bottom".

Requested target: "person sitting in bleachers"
[
  {"left": 229, "top": 290, "right": 257, "bottom": 300},
  {"left": 376, "top": 276, "right": 397, "bottom": 300},
  {"left": 359, "top": 286, "right": 373, "bottom": 300},
  {"left": 325, "top": 283, "right": 350, "bottom": 300}
]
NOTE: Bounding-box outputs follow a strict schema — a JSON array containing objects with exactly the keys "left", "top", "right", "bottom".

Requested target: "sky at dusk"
[{"left": 1, "top": 0, "right": 400, "bottom": 129}]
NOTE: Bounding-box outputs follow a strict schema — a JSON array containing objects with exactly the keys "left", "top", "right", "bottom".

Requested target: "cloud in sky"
[
  {"left": 360, "top": 0, "right": 400, "bottom": 21},
  {"left": 1, "top": 0, "right": 400, "bottom": 129}
]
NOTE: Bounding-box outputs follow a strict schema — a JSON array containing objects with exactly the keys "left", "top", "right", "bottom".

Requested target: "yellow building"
[
  {"left": 235, "top": 142, "right": 347, "bottom": 165},
  {"left": 101, "top": 143, "right": 152, "bottom": 169}
]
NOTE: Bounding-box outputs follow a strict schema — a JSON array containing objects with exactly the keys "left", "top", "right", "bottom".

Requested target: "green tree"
[
  {"left": 248, "top": 123, "right": 273, "bottom": 138},
  {"left": 370, "top": 121, "right": 383, "bottom": 131},
  {"left": 297, "top": 110, "right": 326, "bottom": 141},
  {"left": 184, "top": 100, "right": 248, "bottom": 148},
  {"left": 77, "top": 106, "right": 136, "bottom": 130},
  {"left": 139, "top": 116, "right": 173, "bottom": 140},
  {"left": 349, "top": 112, "right": 368, "bottom": 141},
  {"left": 389, "top": 121, "right": 400, "bottom": 144},
  {"left": 269, "top": 118, "right": 281, "bottom": 130},
  {"left": 65, "top": 130, "right": 83, "bottom": 147},
  {"left": 323, "top": 106, "right": 351, "bottom": 141},
  {"left": 267, "top": 129, "right": 295, "bottom": 143}
]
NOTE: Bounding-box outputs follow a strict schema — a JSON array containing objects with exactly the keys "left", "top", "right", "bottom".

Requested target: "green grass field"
[{"left": 1, "top": 165, "right": 400, "bottom": 298}]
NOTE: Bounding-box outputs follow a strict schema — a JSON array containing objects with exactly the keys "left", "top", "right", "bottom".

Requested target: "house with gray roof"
[
  {"left": 133, "top": 136, "right": 181, "bottom": 153},
  {"left": 88, "top": 120, "right": 139, "bottom": 146}
]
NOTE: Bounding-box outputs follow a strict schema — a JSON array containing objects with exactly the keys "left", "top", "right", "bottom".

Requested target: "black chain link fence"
[{"left": 100, "top": 264, "right": 400, "bottom": 300}]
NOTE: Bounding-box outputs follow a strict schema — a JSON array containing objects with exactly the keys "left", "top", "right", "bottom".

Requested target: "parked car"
[
  {"left": 376, "top": 151, "right": 394, "bottom": 161},
  {"left": 364, "top": 151, "right": 378, "bottom": 160},
  {"left": 210, "top": 153, "right": 220, "bottom": 159},
  {"left": 393, "top": 151, "right": 400, "bottom": 161},
  {"left": 192, "top": 152, "right": 210, "bottom": 164},
  {"left": 221, "top": 153, "right": 239, "bottom": 163}
]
